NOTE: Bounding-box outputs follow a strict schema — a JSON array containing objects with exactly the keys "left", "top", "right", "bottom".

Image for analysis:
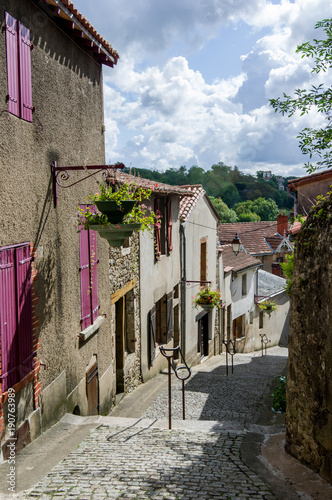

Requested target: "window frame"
[
  {"left": 5, "top": 12, "right": 33, "bottom": 122},
  {"left": 79, "top": 206, "right": 99, "bottom": 332},
  {"left": 0, "top": 243, "right": 33, "bottom": 392}
]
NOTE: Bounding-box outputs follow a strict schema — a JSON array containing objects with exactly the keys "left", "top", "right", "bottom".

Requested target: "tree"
[
  {"left": 209, "top": 197, "right": 237, "bottom": 223},
  {"left": 251, "top": 197, "right": 279, "bottom": 221},
  {"left": 270, "top": 19, "right": 332, "bottom": 172}
]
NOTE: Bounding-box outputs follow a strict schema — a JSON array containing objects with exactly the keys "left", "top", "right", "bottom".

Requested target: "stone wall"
[
  {"left": 286, "top": 193, "right": 332, "bottom": 483},
  {"left": 109, "top": 233, "right": 142, "bottom": 395}
]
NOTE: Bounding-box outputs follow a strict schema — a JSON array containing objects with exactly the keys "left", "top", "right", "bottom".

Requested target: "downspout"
[
  {"left": 180, "top": 223, "right": 186, "bottom": 355},
  {"left": 287, "top": 188, "right": 297, "bottom": 218}
]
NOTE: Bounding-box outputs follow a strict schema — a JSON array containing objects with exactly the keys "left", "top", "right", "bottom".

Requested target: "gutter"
[{"left": 180, "top": 223, "right": 186, "bottom": 355}]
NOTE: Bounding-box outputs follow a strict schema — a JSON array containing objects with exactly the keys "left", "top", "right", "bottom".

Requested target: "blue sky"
[{"left": 73, "top": 0, "right": 331, "bottom": 178}]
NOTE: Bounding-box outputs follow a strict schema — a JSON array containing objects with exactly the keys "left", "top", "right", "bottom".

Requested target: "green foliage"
[
  {"left": 234, "top": 197, "right": 279, "bottom": 221},
  {"left": 271, "top": 376, "right": 287, "bottom": 413},
  {"left": 270, "top": 19, "right": 332, "bottom": 173},
  {"left": 89, "top": 182, "right": 152, "bottom": 204},
  {"left": 209, "top": 197, "right": 237, "bottom": 222},
  {"left": 258, "top": 299, "right": 278, "bottom": 315},
  {"left": 281, "top": 252, "right": 294, "bottom": 296},
  {"left": 193, "top": 288, "right": 222, "bottom": 309},
  {"left": 123, "top": 163, "right": 293, "bottom": 212}
]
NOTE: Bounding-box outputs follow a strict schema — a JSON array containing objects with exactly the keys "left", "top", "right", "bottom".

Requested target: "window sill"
[{"left": 79, "top": 316, "right": 104, "bottom": 342}]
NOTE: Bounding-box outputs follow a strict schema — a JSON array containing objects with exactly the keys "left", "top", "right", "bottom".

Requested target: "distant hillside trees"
[{"left": 125, "top": 162, "right": 294, "bottom": 218}]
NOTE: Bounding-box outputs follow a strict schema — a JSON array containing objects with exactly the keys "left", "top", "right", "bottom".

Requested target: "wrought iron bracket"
[
  {"left": 51, "top": 161, "right": 125, "bottom": 207},
  {"left": 184, "top": 280, "right": 212, "bottom": 287}
]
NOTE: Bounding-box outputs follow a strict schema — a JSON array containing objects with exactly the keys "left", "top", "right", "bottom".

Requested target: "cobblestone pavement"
[
  {"left": 18, "top": 347, "right": 289, "bottom": 499},
  {"left": 142, "top": 347, "right": 288, "bottom": 429}
]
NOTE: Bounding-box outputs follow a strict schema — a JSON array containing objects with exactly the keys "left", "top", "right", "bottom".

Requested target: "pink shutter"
[
  {"left": 19, "top": 22, "right": 33, "bottom": 122},
  {"left": 79, "top": 223, "right": 92, "bottom": 331},
  {"left": 89, "top": 229, "right": 99, "bottom": 323},
  {"left": 16, "top": 245, "right": 33, "bottom": 379},
  {"left": 5, "top": 12, "right": 20, "bottom": 118},
  {"left": 154, "top": 198, "right": 161, "bottom": 260},
  {"left": 0, "top": 248, "right": 18, "bottom": 391},
  {"left": 167, "top": 198, "right": 173, "bottom": 253}
]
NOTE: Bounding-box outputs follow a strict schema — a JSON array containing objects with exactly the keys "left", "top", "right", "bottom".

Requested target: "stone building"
[
  {"left": 286, "top": 192, "right": 332, "bottom": 484},
  {"left": 0, "top": 0, "right": 119, "bottom": 459},
  {"left": 288, "top": 169, "right": 332, "bottom": 216},
  {"left": 219, "top": 214, "right": 293, "bottom": 276}
]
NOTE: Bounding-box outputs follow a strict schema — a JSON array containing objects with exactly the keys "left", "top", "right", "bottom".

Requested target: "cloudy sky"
[{"left": 73, "top": 0, "right": 331, "bottom": 178}]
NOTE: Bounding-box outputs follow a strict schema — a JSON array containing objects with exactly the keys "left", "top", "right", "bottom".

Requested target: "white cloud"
[{"left": 73, "top": 0, "right": 331, "bottom": 177}]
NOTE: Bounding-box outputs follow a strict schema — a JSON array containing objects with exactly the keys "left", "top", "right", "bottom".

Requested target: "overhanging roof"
[{"left": 34, "top": 0, "right": 119, "bottom": 67}]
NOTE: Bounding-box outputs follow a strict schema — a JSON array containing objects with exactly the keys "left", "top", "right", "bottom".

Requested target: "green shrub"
[{"left": 271, "top": 375, "right": 286, "bottom": 413}]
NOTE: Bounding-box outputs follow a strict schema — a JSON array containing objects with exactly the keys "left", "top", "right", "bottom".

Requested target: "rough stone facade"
[
  {"left": 286, "top": 192, "right": 332, "bottom": 483},
  {"left": 109, "top": 233, "right": 141, "bottom": 396}
]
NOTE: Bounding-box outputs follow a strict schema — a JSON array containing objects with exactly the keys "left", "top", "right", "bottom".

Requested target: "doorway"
[{"left": 197, "top": 312, "right": 209, "bottom": 358}]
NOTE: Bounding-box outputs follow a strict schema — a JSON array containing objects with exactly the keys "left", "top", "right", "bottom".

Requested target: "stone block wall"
[{"left": 286, "top": 193, "right": 332, "bottom": 483}]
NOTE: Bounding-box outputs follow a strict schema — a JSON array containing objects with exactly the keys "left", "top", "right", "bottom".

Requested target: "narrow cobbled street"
[{"left": 2, "top": 347, "right": 331, "bottom": 500}]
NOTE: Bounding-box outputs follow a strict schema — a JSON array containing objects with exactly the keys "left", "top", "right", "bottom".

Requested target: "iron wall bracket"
[{"left": 51, "top": 161, "right": 125, "bottom": 207}]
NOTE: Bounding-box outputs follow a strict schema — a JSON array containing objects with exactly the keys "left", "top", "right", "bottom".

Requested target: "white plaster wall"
[
  {"left": 184, "top": 197, "right": 219, "bottom": 365},
  {"left": 140, "top": 196, "right": 181, "bottom": 381}
]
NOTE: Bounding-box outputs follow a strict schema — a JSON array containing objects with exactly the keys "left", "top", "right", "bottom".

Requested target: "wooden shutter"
[
  {"left": 166, "top": 199, "right": 173, "bottom": 253},
  {"left": 5, "top": 12, "right": 20, "bottom": 118},
  {"left": 0, "top": 248, "right": 18, "bottom": 391},
  {"left": 200, "top": 241, "right": 207, "bottom": 284},
  {"left": 79, "top": 223, "right": 91, "bottom": 331},
  {"left": 154, "top": 198, "right": 161, "bottom": 260},
  {"left": 148, "top": 304, "right": 156, "bottom": 366},
  {"left": 166, "top": 292, "right": 173, "bottom": 343},
  {"left": 89, "top": 228, "right": 99, "bottom": 323},
  {"left": 19, "top": 22, "right": 33, "bottom": 122},
  {"left": 16, "top": 245, "right": 33, "bottom": 380}
]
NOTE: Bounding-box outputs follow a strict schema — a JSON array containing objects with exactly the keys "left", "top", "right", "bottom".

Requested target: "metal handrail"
[
  {"left": 222, "top": 339, "right": 236, "bottom": 376},
  {"left": 159, "top": 345, "right": 192, "bottom": 429},
  {"left": 259, "top": 333, "right": 271, "bottom": 356}
]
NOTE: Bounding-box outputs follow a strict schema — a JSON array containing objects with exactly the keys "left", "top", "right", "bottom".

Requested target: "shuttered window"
[
  {"left": 200, "top": 240, "right": 207, "bottom": 285},
  {"left": 154, "top": 198, "right": 161, "bottom": 260},
  {"left": 79, "top": 207, "right": 99, "bottom": 331},
  {"left": 5, "top": 12, "right": 33, "bottom": 122},
  {"left": 0, "top": 244, "right": 33, "bottom": 392},
  {"left": 166, "top": 199, "right": 173, "bottom": 254}
]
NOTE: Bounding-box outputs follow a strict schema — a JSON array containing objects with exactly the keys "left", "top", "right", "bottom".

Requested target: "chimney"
[{"left": 277, "top": 214, "right": 288, "bottom": 236}]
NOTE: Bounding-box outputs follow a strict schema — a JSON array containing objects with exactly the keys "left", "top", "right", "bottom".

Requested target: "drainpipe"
[
  {"left": 287, "top": 188, "right": 297, "bottom": 218},
  {"left": 180, "top": 223, "right": 186, "bottom": 356}
]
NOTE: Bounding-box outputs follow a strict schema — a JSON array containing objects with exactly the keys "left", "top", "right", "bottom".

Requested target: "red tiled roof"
[
  {"left": 107, "top": 171, "right": 194, "bottom": 196},
  {"left": 39, "top": 1, "right": 119, "bottom": 66},
  {"left": 288, "top": 169, "right": 332, "bottom": 190},
  {"left": 220, "top": 245, "right": 262, "bottom": 273},
  {"left": 179, "top": 185, "right": 205, "bottom": 221},
  {"left": 219, "top": 221, "right": 280, "bottom": 256}
]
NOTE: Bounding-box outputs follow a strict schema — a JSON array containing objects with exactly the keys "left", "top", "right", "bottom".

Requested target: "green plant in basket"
[{"left": 193, "top": 288, "right": 222, "bottom": 309}]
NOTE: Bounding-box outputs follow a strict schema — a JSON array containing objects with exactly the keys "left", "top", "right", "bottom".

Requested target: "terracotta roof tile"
[
  {"left": 179, "top": 185, "right": 221, "bottom": 222},
  {"left": 43, "top": 1, "right": 119, "bottom": 65},
  {"left": 179, "top": 185, "right": 205, "bottom": 221},
  {"left": 107, "top": 171, "right": 194, "bottom": 196},
  {"left": 219, "top": 221, "right": 281, "bottom": 256},
  {"left": 220, "top": 245, "right": 262, "bottom": 273}
]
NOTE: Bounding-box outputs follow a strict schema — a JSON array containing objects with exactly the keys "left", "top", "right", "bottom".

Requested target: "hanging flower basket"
[
  {"left": 95, "top": 200, "right": 136, "bottom": 224},
  {"left": 90, "top": 223, "right": 141, "bottom": 247},
  {"left": 258, "top": 299, "right": 278, "bottom": 316},
  {"left": 193, "top": 288, "right": 222, "bottom": 309}
]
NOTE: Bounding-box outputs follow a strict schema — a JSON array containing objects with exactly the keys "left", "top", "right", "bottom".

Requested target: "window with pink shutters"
[
  {"left": 79, "top": 206, "right": 99, "bottom": 331},
  {"left": 0, "top": 244, "right": 33, "bottom": 392},
  {"left": 5, "top": 12, "right": 33, "bottom": 122}
]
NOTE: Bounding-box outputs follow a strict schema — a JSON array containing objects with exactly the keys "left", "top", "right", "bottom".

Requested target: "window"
[
  {"left": 154, "top": 197, "right": 173, "bottom": 259},
  {"left": 5, "top": 12, "right": 33, "bottom": 121},
  {"left": 0, "top": 244, "right": 33, "bottom": 392},
  {"left": 259, "top": 311, "right": 264, "bottom": 329},
  {"left": 242, "top": 274, "right": 247, "bottom": 296},
  {"left": 79, "top": 208, "right": 99, "bottom": 331},
  {"left": 148, "top": 292, "right": 173, "bottom": 365},
  {"left": 200, "top": 238, "right": 207, "bottom": 285}
]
